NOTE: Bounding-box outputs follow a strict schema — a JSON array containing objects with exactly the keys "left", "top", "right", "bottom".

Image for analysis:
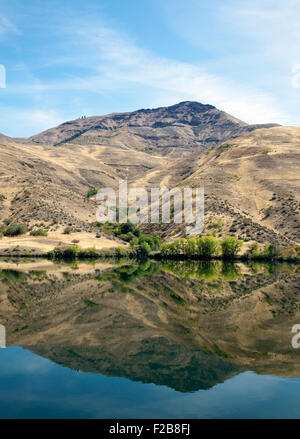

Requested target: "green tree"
[
  {"left": 221, "top": 237, "right": 243, "bottom": 258},
  {"left": 248, "top": 242, "right": 260, "bottom": 257},
  {"left": 139, "top": 241, "right": 151, "bottom": 256},
  {"left": 129, "top": 236, "right": 139, "bottom": 247},
  {"left": 186, "top": 238, "right": 197, "bottom": 256},
  {"left": 197, "top": 236, "right": 218, "bottom": 257},
  {"left": 263, "top": 244, "right": 276, "bottom": 258},
  {"left": 179, "top": 238, "right": 187, "bottom": 253},
  {"left": 120, "top": 222, "right": 136, "bottom": 234}
]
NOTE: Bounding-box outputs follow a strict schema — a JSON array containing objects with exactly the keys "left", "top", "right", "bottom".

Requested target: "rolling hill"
[
  {"left": 16, "top": 101, "right": 278, "bottom": 157},
  {"left": 0, "top": 102, "right": 298, "bottom": 254},
  {"left": 139, "top": 126, "right": 300, "bottom": 246}
]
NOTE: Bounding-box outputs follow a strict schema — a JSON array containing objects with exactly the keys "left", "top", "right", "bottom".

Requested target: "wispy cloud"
[
  {"left": 0, "top": 14, "right": 19, "bottom": 37},
  {"left": 0, "top": 107, "right": 66, "bottom": 137},
  {"left": 225, "top": 0, "right": 300, "bottom": 60},
  {"left": 158, "top": 0, "right": 300, "bottom": 123},
  {"left": 7, "top": 20, "right": 291, "bottom": 125},
  {"left": 2, "top": 3, "right": 298, "bottom": 137},
  {"left": 60, "top": 21, "right": 291, "bottom": 123}
]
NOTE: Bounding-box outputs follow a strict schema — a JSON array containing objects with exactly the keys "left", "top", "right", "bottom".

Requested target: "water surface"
[{"left": 0, "top": 259, "right": 299, "bottom": 418}]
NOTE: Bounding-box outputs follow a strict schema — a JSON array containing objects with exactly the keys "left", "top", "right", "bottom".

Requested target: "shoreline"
[{"left": 0, "top": 251, "right": 298, "bottom": 263}]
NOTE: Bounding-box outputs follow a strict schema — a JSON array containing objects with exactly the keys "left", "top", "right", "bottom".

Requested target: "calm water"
[{"left": 0, "top": 259, "right": 299, "bottom": 418}]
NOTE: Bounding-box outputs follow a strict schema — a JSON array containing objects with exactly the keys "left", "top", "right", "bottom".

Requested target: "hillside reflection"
[{"left": 0, "top": 259, "right": 299, "bottom": 392}]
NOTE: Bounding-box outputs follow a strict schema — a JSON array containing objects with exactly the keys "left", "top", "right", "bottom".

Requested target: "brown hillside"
[
  {"left": 139, "top": 126, "right": 300, "bottom": 246},
  {"left": 18, "top": 101, "right": 278, "bottom": 157},
  {"left": 0, "top": 105, "right": 298, "bottom": 253}
]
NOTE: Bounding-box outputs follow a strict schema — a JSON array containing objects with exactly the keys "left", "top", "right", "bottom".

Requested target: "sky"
[{"left": 0, "top": 0, "right": 300, "bottom": 137}]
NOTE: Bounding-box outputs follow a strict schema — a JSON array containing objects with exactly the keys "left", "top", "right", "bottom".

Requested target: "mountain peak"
[
  {"left": 168, "top": 101, "right": 216, "bottom": 111},
  {"left": 14, "top": 101, "right": 278, "bottom": 154}
]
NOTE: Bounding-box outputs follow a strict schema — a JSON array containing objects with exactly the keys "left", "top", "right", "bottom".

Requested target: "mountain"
[
  {"left": 0, "top": 133, "right": 12, "bottom": 143},
  {"left": 0, "top": 101, "right": 298, "bottom": 254},
  {"left": 20, "top": 101, "right": 278, "bottom": 157}
]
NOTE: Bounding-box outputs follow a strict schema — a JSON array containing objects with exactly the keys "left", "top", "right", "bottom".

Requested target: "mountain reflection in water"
[{"left": 0, "top": 259, "right": 299, "bottom": 395}]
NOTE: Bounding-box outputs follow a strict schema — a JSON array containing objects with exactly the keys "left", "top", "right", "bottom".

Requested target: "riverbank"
[
  {"left": 0, "top": 227, "right": 299, "bottom": 262},
  {"left": 0, "top": 248, "right": 298, "bottom": 263}
]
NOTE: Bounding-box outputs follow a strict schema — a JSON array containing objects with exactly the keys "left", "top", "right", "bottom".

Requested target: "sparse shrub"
[
  {"left": 264, "top": 206, "right": 273, "bottom": 218},
  {"left": 4, "top": 223, "right": 27, "bottom": 236},
  {"left": 119, "top": 232, "right": 136, "bottom": 242},
  {"left": 248, "top": 242, "right": 260, "bottom": 257},
  {"left": 50, "top": 245, "right": 79, "bottom": 259},
  {"left": 208, "top": 219, "right": 223, "bottom": 231},
  {"left": 86, "top": 187, "right": 97, "bottom": 198},
  {"left": 30, "top": 228, "right": 48, "bottom": 236},
  {"left": 115, "top": 246, "right": 127, "bottom": 257},
  {"left": 80, "top": 247, "right": 99, "bottom": 258},
  {"left": 278, "top": 246, "right": 299, "bottom": 261},
  {"left": 83, "top": 299, "right": 98, "bottom": 307},
  {"left": 63, "top": 226, "right": 72, "bottom": 234}
]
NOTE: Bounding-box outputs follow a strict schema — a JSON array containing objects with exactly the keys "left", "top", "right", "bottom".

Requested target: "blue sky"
[{"left": 0, "top": 0, "right": 300, "bottom": 137}]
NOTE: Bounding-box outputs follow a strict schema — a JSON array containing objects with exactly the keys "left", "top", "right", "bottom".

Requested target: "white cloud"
[
  {"left": 9, "top": 20, "right": 287, "bottom": 124},
  {"left": 292, "top": 64, "right": 300, "bottom": 88},
  {"left": 0, "top": 107, "right": 66, "bottom": 137},
  {"left": 3, "top": 10, "right": 297, "bottom": 134},
  {"left": 61, "top": 22, "right": 290, "bottom": 124},
  {"left": 225, "top": 0, "right": 300, "bottom": 60},
  {"left": 0, "top": 14, "right": 18, "bottom": 37}
]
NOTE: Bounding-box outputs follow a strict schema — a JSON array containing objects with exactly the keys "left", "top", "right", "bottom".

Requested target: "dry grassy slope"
[
  {"left": 16, "top": 101, "right": 277, "bottom": 157},
  {"left": 0, "top": 133, "right": 12, "bottom": 143},
  {"left": 0, "top": 122, "right": 298, "bottom": 250},
  {"left": 140, "top": 126, "right": 300, "bottom": 245},
  {"left": 0, "top": 139, "right": 166, "bottom": 252},
  {"left": 0, "top": 263, "right": 299, "bottom": 389}
]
